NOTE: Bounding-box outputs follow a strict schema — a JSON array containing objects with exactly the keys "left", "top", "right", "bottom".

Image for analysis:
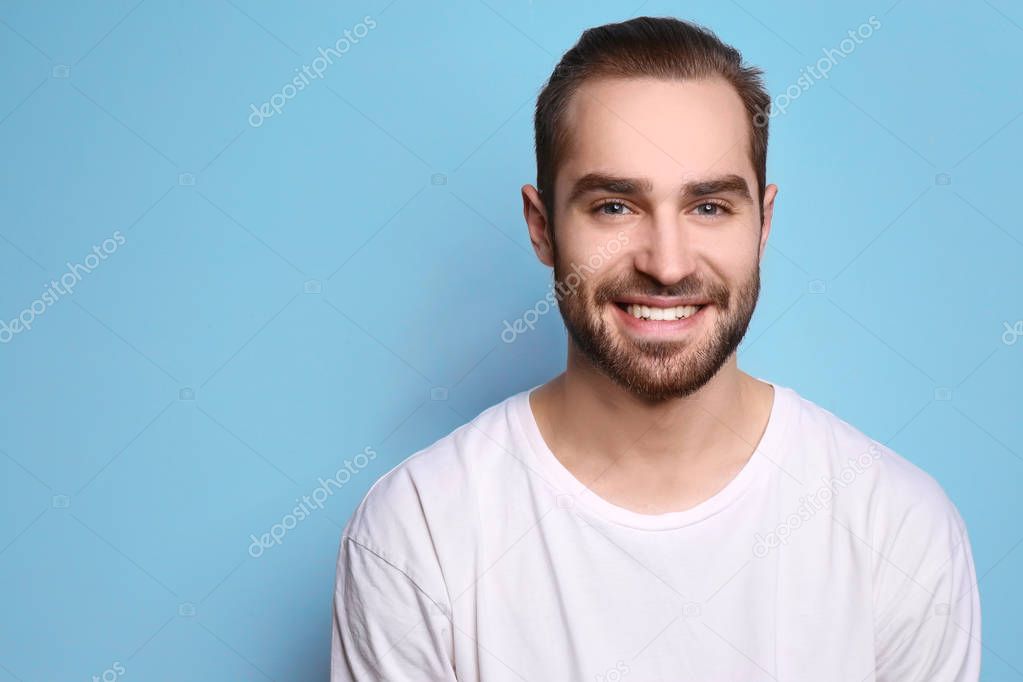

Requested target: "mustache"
[{"left": 594, "top": 276, "right": 730, "bottom": 306}]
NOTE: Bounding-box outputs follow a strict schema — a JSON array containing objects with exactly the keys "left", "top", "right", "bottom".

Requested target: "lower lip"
[{"left": 610, "top": 302, "right": 710, "bottom": 337}]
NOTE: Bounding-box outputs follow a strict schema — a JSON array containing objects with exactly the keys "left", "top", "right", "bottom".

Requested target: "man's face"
[{"left": 547, "top": 76, "right": 775, "bottom": 401}]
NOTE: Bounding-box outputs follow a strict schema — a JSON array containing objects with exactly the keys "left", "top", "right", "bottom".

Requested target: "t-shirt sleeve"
[
  {"left": 872, "top": 475, "right": 981, "bottom": 681},
  {"left": 330, "top": 535, "right": 457, "bottom": 681}
]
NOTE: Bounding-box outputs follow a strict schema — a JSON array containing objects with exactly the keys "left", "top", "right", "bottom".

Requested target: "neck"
[{"left": 529, "top": 348, "right": 774, "bottom": 513}]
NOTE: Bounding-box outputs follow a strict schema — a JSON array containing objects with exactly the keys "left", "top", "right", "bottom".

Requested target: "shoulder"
[
  {"left": 340, "top": 390, "right": 526, "bottom": 571},
  {"left": 772, "top": 388, "right": 983, "bottom": 676},
  {"left": 776, "top": 383, "right": 966, "bottom": 544}
]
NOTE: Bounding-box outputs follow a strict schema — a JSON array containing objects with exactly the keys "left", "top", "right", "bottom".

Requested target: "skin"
[{"left": 520, "top": 75, "right": 780, "bottom": 514}]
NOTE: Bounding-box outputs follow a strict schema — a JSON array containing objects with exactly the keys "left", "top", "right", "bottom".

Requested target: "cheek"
[
  {"left": 557, "top": 231, "right": 630, "bottom": 281},
  {"left": 714, "top": 255, "right": 756, "bottom": 289},
  {"left": 705, "top": 229, "right": 760, "bottom": 269}
]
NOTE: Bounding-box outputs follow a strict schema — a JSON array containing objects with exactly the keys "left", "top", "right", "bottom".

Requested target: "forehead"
[{"left": 558, "top": 76, "right": 754, "bottom": 191}]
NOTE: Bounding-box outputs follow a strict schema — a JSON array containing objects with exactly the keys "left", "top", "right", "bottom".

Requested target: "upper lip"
[{"left": 613, "top": 295, "right": 710, "bottom": 308}]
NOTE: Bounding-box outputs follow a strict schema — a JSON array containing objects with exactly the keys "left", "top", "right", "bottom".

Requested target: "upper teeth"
[{"left": 625, "top": 304, "right": 701, "bottom": 321}]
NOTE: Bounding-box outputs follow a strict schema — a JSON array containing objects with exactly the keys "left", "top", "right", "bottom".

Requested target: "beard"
[{"left": 553, "top": 245, "right": 761, "bottom": 403}]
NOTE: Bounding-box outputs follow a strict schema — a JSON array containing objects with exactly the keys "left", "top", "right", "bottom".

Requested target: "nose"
[{"left": 631, "top": 209, "right": 699, "bottom": 286}]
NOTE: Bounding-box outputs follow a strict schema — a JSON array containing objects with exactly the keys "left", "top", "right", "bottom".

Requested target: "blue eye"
[
  {"left": 594, "top": 201, "right": 633, "bottom": 216},
  {"left": 694, "top": 202, "right": 731, "bottom": 216}
]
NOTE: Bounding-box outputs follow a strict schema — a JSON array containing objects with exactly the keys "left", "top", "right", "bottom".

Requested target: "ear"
[
  {"left": 758, "top": 183, "right": 778, "bottom": 260},
  {"left": 522, "top": 184, "right": 555, "bottom": 267}
]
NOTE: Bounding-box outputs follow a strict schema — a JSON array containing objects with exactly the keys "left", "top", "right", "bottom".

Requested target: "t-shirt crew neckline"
[{"left": 511, "top": 377, "right": 793, "bottom": 531}]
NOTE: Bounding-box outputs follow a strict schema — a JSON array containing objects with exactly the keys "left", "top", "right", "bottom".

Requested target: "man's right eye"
[{"left": 593, "top": 200, "right": 634, "bottom": 216}]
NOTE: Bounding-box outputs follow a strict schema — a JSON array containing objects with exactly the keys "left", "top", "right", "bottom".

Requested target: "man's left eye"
[{"left": 694, "top": 202, "right": 727, "bottom": 216}]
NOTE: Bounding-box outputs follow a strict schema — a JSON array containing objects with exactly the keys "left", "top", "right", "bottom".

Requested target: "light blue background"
[{"left": 1, "top": 0, "right": 1020, "bottom": 680}]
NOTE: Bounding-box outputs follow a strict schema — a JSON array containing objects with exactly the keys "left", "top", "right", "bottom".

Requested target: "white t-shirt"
[{"left": 331, "top": 379, "right": 981, "bottom": 681}]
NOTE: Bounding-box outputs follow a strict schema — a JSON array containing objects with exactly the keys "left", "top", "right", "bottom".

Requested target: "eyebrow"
[{"left": 566, "top": 172, "right": 752, "bottom": 204}]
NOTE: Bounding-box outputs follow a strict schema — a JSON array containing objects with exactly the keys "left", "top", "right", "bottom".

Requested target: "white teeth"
[{"left": 625, "top": 304, "right": 701, "bottom": 321}]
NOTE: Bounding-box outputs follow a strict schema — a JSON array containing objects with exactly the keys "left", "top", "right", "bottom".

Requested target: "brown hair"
[{"left": 533, "top": 16, "right": 771, "bottom": 230}]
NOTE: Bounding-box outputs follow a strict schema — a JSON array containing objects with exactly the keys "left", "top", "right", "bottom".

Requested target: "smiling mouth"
[{"left": 612, "top": 301, "right": 706, "bottom": 321}]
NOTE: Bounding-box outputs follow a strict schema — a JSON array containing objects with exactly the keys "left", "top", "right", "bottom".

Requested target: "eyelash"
[{"left": 592, "top": 200, "right": 733, "bottom": 218}]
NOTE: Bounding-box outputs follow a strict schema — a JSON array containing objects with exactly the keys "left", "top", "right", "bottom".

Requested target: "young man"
[{"left": 331, "top": 16, "right": 981, "bottom": 681}]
